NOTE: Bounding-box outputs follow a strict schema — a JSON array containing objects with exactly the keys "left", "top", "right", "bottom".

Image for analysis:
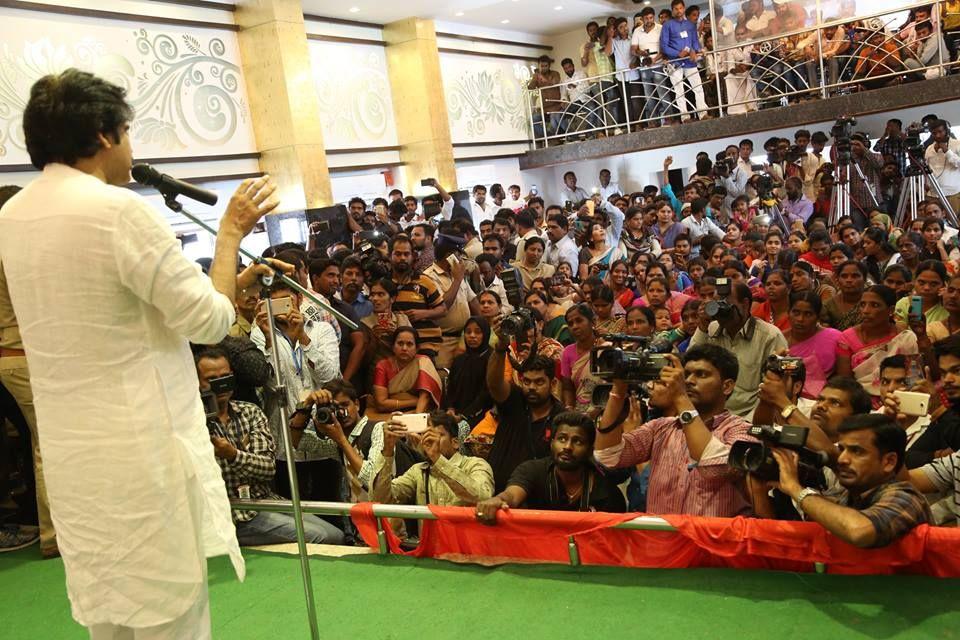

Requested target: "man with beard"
[
  {"left": 388, "top": 234, "right": 444, "bottom": 358},
  {"left": 474, "top": 412, "right": 625, "bottom": 520},
  {"left": 595, "top": 345, "right": 755, "bottom": 516},
  {"left": 339, "top": 256, "right": 373, "bottom": 319},
  {"left": 899, "top": 335, "right": 960, "bottom": 468},
  {"left": 308, "top": 258, "right": 364, "bottom": 384},
  {"left": 410, "top": 222, "right": 436, "bottom": 274}
]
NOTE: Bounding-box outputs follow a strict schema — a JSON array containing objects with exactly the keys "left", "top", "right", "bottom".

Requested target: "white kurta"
[{"left": 0, "top": 164, "right": 244, "bottom": 627}]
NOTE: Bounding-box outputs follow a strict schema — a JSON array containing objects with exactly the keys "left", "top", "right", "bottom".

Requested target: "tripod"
[
  {"left": 759, "top": 196, "right": 790, "bottom": 234},
  {"left": 828, "top": 156, "right": 880, "bottom": 227},
  {"left": 894, "top": 151, "right": 960, "bottom": 229}
]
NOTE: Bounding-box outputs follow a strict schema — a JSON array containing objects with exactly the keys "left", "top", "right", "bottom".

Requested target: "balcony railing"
[{"left": 526, "top": 0, "right": 958, "bottom": 148}]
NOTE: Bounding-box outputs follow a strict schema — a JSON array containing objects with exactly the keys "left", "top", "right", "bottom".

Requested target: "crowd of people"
[
  {"left": 4, "top": 91, "right": 960, "bottom": 559},
  {"left": 527, "top": 0, "right": 960, "bottom": 138}
]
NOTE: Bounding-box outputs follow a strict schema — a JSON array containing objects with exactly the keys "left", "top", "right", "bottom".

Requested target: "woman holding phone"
[{"left": 361, "top": 278, "right": 411, "bottom": 370}]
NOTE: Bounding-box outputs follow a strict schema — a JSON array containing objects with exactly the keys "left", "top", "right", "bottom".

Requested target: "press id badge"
[
  {"left": 238, "top": 485, "right": 251, "bottom": 500},
  {"left": 680, "top": 31, "right": 688, "bottom": 38}
]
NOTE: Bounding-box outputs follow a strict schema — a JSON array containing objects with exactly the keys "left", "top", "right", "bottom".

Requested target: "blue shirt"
[
  {"left": 659, "top": 18, "right": 701, "bottom": 68},
  {"left": 348, "top": 293, "right": 373, "bottom": 319}
]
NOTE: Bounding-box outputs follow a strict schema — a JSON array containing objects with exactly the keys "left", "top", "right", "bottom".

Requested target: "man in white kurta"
[{"left": 0, "top": 69, "right": 277, "bottom": 638}]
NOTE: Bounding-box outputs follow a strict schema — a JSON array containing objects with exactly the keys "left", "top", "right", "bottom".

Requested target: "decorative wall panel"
[
  {"left": 0, "top": 8, "right": 256, "bottom": 166},
  {"left": 439, "top": 52, "right": 530, "bottom": 144}
]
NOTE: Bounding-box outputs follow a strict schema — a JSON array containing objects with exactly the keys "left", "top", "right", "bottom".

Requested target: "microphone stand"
[{"left": 161, "top": 193, "right": 326, "bottom": 640}]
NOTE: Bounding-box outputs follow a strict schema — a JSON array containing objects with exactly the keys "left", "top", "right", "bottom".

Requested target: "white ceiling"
[{"left": 300, "top": 0, "right": 661, "bottom": 36}]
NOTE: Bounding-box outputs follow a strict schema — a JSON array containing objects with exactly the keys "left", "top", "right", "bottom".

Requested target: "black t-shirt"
[
  {"left": 906, "top": 408, "right": 960, "bottom": 469},
  {"left": 508, "top": 457, "right": 626, "bottom": 513},
  {"left": 327, "top": 296, "right": 361, "bottom": 372},
  {"left": 486, "top": 388, "right": 564, "bottom": 492}
]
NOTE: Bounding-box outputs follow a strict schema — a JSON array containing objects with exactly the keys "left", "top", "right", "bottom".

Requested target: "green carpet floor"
[{"left": 2, "top": 546, "right": 959, "bottom": 639}]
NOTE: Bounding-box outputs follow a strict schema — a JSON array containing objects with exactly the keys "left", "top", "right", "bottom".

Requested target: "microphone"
[{"left": 131, "top": 163, "right": 218, "bottom": 206}]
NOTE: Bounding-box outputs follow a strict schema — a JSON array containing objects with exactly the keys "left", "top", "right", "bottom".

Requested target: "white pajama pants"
[{"left": 668, "top": 65, "right": 708, "bottom": 120}]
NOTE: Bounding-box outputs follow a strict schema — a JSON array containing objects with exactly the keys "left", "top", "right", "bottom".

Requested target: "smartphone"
[
  {"left": 447, "top": 254, "right": 460, "bottom": 269},
  {"left": 585, "top": 200, "right": 595, "bottom": 216},
  {"left": 271, "top": 296, "right": 293, "bottom": 316},
  {"left": 894, "top": 390, "right": 930, "bottom": 417},
  {"left": 420, "top": 178, "right": 433, "bottom": 187},
  {"left": 909, "top": 296, "right": 923, "bottom": 320},
  {"left": 395, "top": 413, "right": 430, "bottom": 434},
  {"left": 531, "top": 184, "right": 539, "bottom": 196}
]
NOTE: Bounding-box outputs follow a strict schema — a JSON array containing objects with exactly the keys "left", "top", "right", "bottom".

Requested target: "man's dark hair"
[
  {"left": 389, "top": 233, "right": 413, "bottom": 253},
  {"left": 670, "top": 0, "right": 684, "bottom": 8},
  {"left": 194, "top": 346, "right": 231, "bottom": 368},
  {"left": 811, "top": 131, "right": 828, "bottom": 144},
  {"left": 552, "top": 411, "right": 596, "bottom": 448},
  {"left": 823, "top": 377, "right": 873, "bottom": 414},
  {"left": 560, "top": 57, "right": 574, "bottom": 67},
  {"left": 887, "top": 118, "right": 903, "bottom": 129},
  {"left": 23, "top": 69, "right": 134, "bottom": 169},
  {"left": 324, "top": 378, "right": 359, "bottom": 402},
  {"left": 808, "top": 229, "right": 830, "bottom": 246},
  {"left": 341, "top": 255, "right": 363, "bottom": 273},
  {"left": 274, "top": 249, "right": 307, "bottom": 273},
  {"left": 348, "top": 196, "right": 367, "bottom": 210},
  {"left": 475, "top": 253, "right": 499, "bottom": 270},
  {"left": 641, "top": 6, "right": 655, "bottom": 16},
  {"left": 879, "top": 354, "right": 908, "bottom": 377},
  {"left": 517, "top": 354, "right": 556, "bottom": 379},
  {"left": 682, "top": 344, "right": 739, "bottom": 388},
  {"left": 516, "top": 210, "right": 535, "bottom": 230},
  {"left": 690, "top": 198, "right": 707, "bottom": 215},
  {"left": 388, "top": 188, "right": 403, "bottom": 198},
  {"left": 482, "top": 233, "right": 505, "bottom": 249},
  {"left": 473, "top": 184, "right": 487, "bottom": 194},
  {"left": 308, "top": 257, "right": 339, "bottom": 279},
  {"left": 0, "top": 185, "right": 22, "bottom": 209},
  {"left": 529, "top": 196, "right": 545, "bottom": 208},
  {"left": 403, "top": 195, "right": 418, "bottom": 205},
  {"left": 934, "top": 333, "right": 960, "bottom": 361},
  {"left": 428, "top": 410, "right": 459, "bottom": 439},
  {"left": 547, "top": 212, "right": 569, "bottom": 229},
  {"left": 524, "top": 236, "right": 545, "bottom": 251},
  {"left": 837, "top": 413, "right": 908, "bottom": 472},
  {"left": 795, "top": 129, "right": 811, "bottom": 140},
  {"left": 537, "top": 54, "right": 552, "bottom": 64},
  {"left": 732, "top": 281, "right": 753, "bottom": 305},
  {"left": 739, "top": 138, "right": 754, "bottom": 148}
]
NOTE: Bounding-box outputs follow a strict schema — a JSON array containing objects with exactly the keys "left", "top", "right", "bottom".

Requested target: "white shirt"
[
  {"left": 471, "top": 199, "right": 499, "bottom": 228},
  {"left": 925, "top": 138, "right": 960, "bottom": 195},
  {"left": 599, "top": 181, "right": 622, "bottom": 201},
  {"left": 561, "top": 69, "right": 591, "bottom": 104},
  {"left": 545, "top": 234, "right": 580, "bottom": 273},
  {"left": 250, "top": 318, "right": 340, "bottom": 461},
  {"left": 515, "top": 227, "right": 542, "bottom": 258},
  {"left": 631, "top": 23, "right": 662, "bottom": 63},
  {"left": 482, "top": 276, "right": 514, "bottom": 314},
  {"left": 681, "top": 213, "right": 726, "bottom": 254},
  {"left": 560, "top": 185, "right": 590, "bottom": 204},
  {"left": 0, "top": 163, "right": 243, "bottom": 626},
  {"left": 611, "top": 37, "right": 639, "bottom": 81}
]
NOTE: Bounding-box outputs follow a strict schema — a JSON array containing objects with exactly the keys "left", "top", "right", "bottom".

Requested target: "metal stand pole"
[{"left": 159, "top": 195, "right": 328, "bottom": 640}]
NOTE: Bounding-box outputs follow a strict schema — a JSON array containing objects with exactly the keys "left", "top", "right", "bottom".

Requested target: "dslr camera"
[
  {"left": 704, "top": 277, "right": 735, "bottom": 319},
  {"left": 313, "top": 404, "right": 348, "bottom": 426},
  {"left": 500, "top": 307, "right": 535, "bottom": 337},
  {"left": 728, "top": 425, "right": 828, "bottom": 488},
  {"left": 765, "top": 355, "right": 804, "bottom": 376}
]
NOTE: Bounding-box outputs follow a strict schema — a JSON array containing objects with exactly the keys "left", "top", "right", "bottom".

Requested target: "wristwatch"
[
  {"left": 678, "top": 409, "right": 700, "bottom": 426},
  {"left": 795, "top": 487, "right": 820, "bottom": 515},
  {"left": 780, "top": 404, "right": 799, "bottom": 420}
]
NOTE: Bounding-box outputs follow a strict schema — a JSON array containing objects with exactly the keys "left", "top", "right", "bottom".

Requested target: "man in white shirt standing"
[
  {"left": 559, "top": 58, "right": 599, "bottom": 137},
  {"left": 608, "top": 17, "right": 641, "bottom": 127},
  {"left": 544, "top": 212, "right": 580, "bottom": 273},
  {"left": 560, "top": 171, "right": 590, "bottom": 205},
  {"left": 0, "top": 69, "right": 279, "bottom": 638},
  {"left": 925, "top": 119, "right": 960, "bottom": 214},
  {"left": 470, "top": 184, "right": 499, "bottom": 229},
  {"left": 631, "top": 7, "right": 672, "bottom": 126},
  {"left": 598, "top": 169, "right": 622, "bottom": 201}
]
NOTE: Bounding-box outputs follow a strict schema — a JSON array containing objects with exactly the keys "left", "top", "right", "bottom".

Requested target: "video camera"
[
  {"left": 590, "top": 334, "right": 672, "bottom": 405},
  {"left": 728, "top": 424, "right": 828, "bottom": 488},
  {"left": 703, "top": 277, "right": 736, "bottom": 320},
  {"left": 765, "top": 355, "right": 804, "bottom": 376},
  {"left": 905, "top": 122, "right": 927, "bottom": 158},
  {"left": 500, "top": 307, "right": 535, "bottom": 338},
  {"left": 714, "top": 152, "right": 732, "bottom": 176},
  {"left": 356, "top": 229, "right": 385, "bottom": 256},
  {"left": 831, "top": 116, "right": 856, "bottom": 163}
]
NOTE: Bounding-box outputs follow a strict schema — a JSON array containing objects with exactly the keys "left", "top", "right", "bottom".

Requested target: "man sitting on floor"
[
  {"left": 196, "top": 347, "right": 344, "bottom": 545},
  {"left": 474, "top": 411, "right": 626, "bottom": 522}
]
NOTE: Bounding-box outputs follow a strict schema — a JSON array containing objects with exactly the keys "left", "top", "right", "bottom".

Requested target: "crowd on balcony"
[{"left": 526, "top": 0, "right": 960, "bottom": 140}]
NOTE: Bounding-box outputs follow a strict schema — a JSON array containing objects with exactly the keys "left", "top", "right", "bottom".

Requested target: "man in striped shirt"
[
  {"left": 388, "top": 234, "right": 444, "bottom": 358},
  {"left": 595, "top": 344, "right": 756, "bottom": 516}
]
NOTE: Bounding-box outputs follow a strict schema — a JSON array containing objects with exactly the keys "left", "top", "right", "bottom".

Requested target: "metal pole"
[
  {"left": 707, "top": 0, "right": 724, "bottom": 117},
  {"left": 621, "top": 74, "right": 632, "bottom": 134},
  {"left": 816, "top": 27, "right": 828, "bottom": 99},
  {"left": 567, "top": 536, "right": 581, "bottom": 566},
  {"left": 526, "top": 84, "right": 537, "bottom": 149},
  {"left": 538, "top": 90, "right": 549, "bottom": 148},
  {"left": 938, "top": 0, "right": 947, "bottom": 78},
  {"left": 262, "top": 275, "right": 321, "bottom": 640}
]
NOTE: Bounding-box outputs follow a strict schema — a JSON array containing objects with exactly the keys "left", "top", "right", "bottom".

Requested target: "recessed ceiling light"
[
  {"left": 554, "top": 5, "right": 563, "bottom": 9},
  {"left": 501, "top": 18, "right": 510, "bottom": 23},
  {"left": 455, "top": 11, "right": 464, "bottom": 16},
  {"left": 643, "top": 0, "right": 651, "bottom": 4},
  {"left": 348, "top": 6, "right": 360, "bottom": 12}
]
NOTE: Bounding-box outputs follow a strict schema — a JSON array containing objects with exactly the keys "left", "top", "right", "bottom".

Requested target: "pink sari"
[
  {"left": 790, "top": 328, "right": 842, "bottom": 399},
  {"left": 839, "top": 328, "right": 918, "bottom": 398}
]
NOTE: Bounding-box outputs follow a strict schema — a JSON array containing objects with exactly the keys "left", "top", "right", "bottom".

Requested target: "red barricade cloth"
[{"left": 349, "top": 504, "right": 960, "bottom": 577}]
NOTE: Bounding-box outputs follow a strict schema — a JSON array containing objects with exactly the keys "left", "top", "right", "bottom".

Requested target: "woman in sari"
[
  {"left": 820, "top": 260, "right": 865, "bottom": 330},
  {"left": 790, "top": 260, "right": 836, "bottom": 303},
  {"left": 608, "top": 260, "right": 636, "bottom": 308},
  {"left": 897, "top": 231, "right": 923, "bottom": 274},
  {"left": 560, "top": 303, "right": 601, "bottom": 414},
  {"left": 634, "top": 276, "right": 692, "bottom": 326},
  {"left": 751, "top": 269, "right": 792, "bottom": 334},
  {"left": 862, "top": 227, "right": 900, "bottom": 285},
  {"left": 787, "top": 291, "right": 842, "bottom": 402},
  {"left": 895, "top": 260, "right": 948, "bottom": 330},
  {"left": 926, "top": 273, "right": 960, "bottom": 343},
  {"left": 443, "top": 317, "right": 493, "bottom": 427},
  {"left": 589, "top": 285, "right": 625, "bottom": 335},
  {"left": 835, "top": 285, "right": 918, "bottom": 402},
  {"left": 371, "top": 327, "right": 442, "bottom": 417},
  {"left": 579, "top": 220, "right": 622, "bottom": 281},
  {"left": 525, "top": 290, "right": 572, "bottom": 346},
  {"left": 620, "top": 206, "right": 661, "bottom": 262},
  {"left": 361, "top": 278, "right": 412, "bottom": 386}
]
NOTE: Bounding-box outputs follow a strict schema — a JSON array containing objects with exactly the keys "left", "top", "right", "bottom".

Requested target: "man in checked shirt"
[
  {"left": 595, "top": 344, "right": 756, "bottom": 517},
  {"left": 196, "top": 347, "right": 344, "bottom": 545}
]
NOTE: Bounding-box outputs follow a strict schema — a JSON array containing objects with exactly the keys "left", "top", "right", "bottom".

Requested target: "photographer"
[
  {"left": 924, "top": 119, "right": 960, "bottom": 214},
  {"left": 486, "top": 316, "right": 565, "bottom": 490},
  {"left": 594, "top": 345, "right": 755, "bottom": 516},
  {"left": 196, "top": 348, "right": 344, "bottom": 545},
  {"left": 371, "top": 411, "right": 493, "bottom": 507},
  {"left": 689, "top": 280, "right": 788, "bottom": 418},
  {"left": 759, "top": 414, "right": 930, "bottom": 548}
]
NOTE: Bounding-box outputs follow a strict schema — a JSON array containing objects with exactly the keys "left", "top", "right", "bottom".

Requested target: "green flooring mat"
[{"left": 2, "top": 546, "right": 959, "bottom": 639}]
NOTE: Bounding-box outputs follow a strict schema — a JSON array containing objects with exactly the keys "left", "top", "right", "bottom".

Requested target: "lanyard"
[{"left": 277, "top": 329, "right": 304, "bottom": 377}]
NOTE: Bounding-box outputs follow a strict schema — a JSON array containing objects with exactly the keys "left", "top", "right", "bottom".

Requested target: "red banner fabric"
[{"left": 349, "top": 504, "right": 960, "bottom": 577}]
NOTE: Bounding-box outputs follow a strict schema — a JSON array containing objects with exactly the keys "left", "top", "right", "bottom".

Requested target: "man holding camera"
[
  {"left": 423, "top": 230, "right": 480, "bottom": 369},
  {"left": 595, "top": 345, "right": 755, "bottom": 516},
  {"left": 689, "top": 280, "right": 788, "bottom": 418},
  {"left": 371, "top": 411, "right": 493, "bottom": 506},
  {"left": 761, "top": 414, "right": 930, "bottom": 548},
  {"left": 924, "top": 119, "right": 960, "bottom": 214},
  {"left": 196, "top": 347, "right": 344, "bottom": 545}
]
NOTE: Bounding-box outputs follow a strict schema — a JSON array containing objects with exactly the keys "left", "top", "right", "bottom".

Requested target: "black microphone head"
[{"left": 131, "top": 163, "right": 160, "bottom": 186}]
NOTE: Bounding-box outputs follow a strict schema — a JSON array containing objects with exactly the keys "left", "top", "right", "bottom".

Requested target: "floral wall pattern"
[
  {"left": 0, "top": 9, "right": 256, "bottom": 166},
  {"left": 440, "top": 53, "right": 530, "bottom": 144},
  {"left": 308, "top": 40, "right": 398, "bottom": 149}
]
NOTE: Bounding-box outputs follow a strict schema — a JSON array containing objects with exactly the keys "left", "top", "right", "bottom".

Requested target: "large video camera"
[
  {"left": 714, "top": 152, "right": 732, "bottom": 176},
  {"left": 500, "top": 307, "right": 535, "bottom": 337},
  {"left": 905, "top": 122, "right": 928, "bottom": 159},
  {"left": 728, "top": 424, "right": 828, "bottom": 488},
  {"left": 590, "top": 334, "right": 672, "bottom": 405},
  {"left": 831, "top": 116, "right": 856, "bottom": 163}
]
